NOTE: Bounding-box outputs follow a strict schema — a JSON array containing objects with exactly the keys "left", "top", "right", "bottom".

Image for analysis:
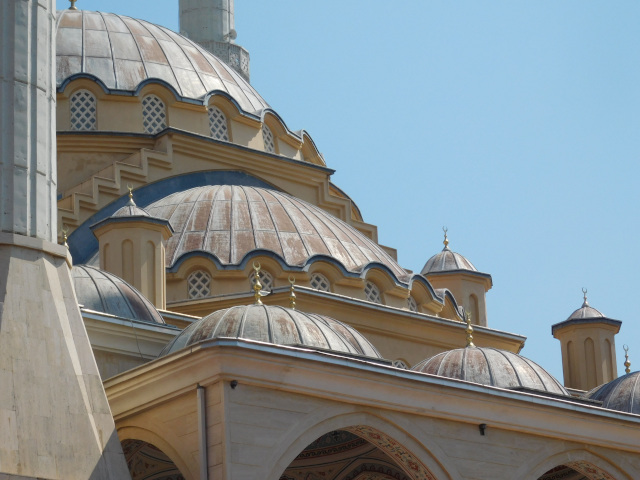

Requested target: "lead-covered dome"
[
  {"left": 412, "top": 347, "right": 568, "bottom": 395},
  {"left": 421, "top": 233, "right": 479, "bottom": 275},
  {"left": 72, "top": 265, "right": 165, "bottom": 324},
  {"left": 586, "top": 372, "right": 640, "bottom": 414},
  {"left": 145, "top": 185, "right": 407, "bottom": 277},
  {"left": 56, "top": 10, "right": 269, "bottom": 112},
  {"left": 159, "top": 304, "right": 381, "bottom": 358}
]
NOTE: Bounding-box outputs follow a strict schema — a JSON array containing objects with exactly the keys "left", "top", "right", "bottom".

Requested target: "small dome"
[
  {"left": 159, "top": 304, "right": 381, "bottom": 358},
  {"left": 421, "top": 247, "right": 477, "bottom": 275},
  {"left": 56, "top": 10, "right": 269, "bottom": 112},
  {"left": 112, "top": 194, "right": 151, "bottom": 218},
  {"left": 72, "top": 265, "right": 165, "bottom": 324},
  {"left": 586, "top": 372, "right": 640, "bottom": 414},
  {"left": 567, "top": 295, "right": 605, "bottom": 320},
  {"left": 411, "top": 347, "right": 568, "bottom": 395},
  {"left": 144, "top": 185, "right": 406, "bottom": 277}
]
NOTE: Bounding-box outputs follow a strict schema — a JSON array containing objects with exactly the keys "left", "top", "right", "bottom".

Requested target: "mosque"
[{"left": 1, "top": 1, "right": 639, "bottom": 479}]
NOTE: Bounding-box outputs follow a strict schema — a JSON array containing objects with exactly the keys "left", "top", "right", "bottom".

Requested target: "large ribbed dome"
[
  {"left": 159, "top": 304, "right": 381, "bottom": 358},
  {"left": 586, "top": 372, "right": 640, "bottom": 414},
  {"left": 56, "top": 10, "right": 269, "bottom": 112},
  {"left": 412, "top": 347, "right": 568, "bottom": 395},
  {"left": 72, "top": 265, "right": 165, "bottom": 324},
  {"left": 145, "top": 185, "right": 407, "bottom": 277}
]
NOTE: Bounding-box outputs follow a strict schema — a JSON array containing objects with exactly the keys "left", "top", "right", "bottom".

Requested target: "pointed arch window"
[
  {"left": 70, "top": 89, "right": 97, "bottom": 131},
  {"left": 208, "top": 106, "right": 229, "bottom": 141},
  {"left": 142, "top": 94, "right": 167, "bottom": 134},
  {"left": 262, "top": 124, "right": 276, "bottom": 153}
]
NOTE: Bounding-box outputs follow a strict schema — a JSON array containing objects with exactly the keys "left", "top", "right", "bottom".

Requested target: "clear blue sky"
[{"left": 77, "top": 0, "right": 640, "bottom": 381}]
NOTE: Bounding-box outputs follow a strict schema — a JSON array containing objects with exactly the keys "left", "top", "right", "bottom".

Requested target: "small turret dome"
[
  {"left": 71, "top": 265, "right": 165, "bottom": 324},
  {"left": 412, "top": 347, "right": 568, "bottom": 395},
  {"left": 111, "top": 192, "right": 151, "bottom": 218},
  {"left": 567, "top": 290, "right": 605, "bottom": 320},
  {"left": 421, "top": 230, "right": 477, "bottom": 275},
  {"left": 586, "top": 371, "right": 640, "bottom": 414},
  {"left": 159, "top": 304, "right": 381, "bottom": 358}
]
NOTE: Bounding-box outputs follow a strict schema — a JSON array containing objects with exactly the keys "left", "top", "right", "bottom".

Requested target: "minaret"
[
  {"left": 179, "top": 0, "right": 251, "bottom": 81},
  {"left": 552, "top": 289, "right": 621, "bottom": 391},
  {"left": 0, "top": 1, "right": 129, "bottom": 477}
]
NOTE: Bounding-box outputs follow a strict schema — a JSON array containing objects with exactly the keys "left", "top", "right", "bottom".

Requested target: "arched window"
[
  {"left": 250, "top": 268, "right": 273, "bottom": 293},
  {"left": 392, "top": 360, "right": 409, "bottom": 369},
  {"left": 208, "top": 106, "right": 229, "bottom": 141},
  {"left": 142, "top": 94, "right": 166, "bottom": 134},
  {"left": 262, "top": 124, "right": 275, "bottom": 153},
  {"left": 407, "top": 295, "right": 418, "bottom": 312},
  {"left": 70, "top": 89, "right": 97, "bottom": 131},
  {"left": 188, "top": 270, "right": 211, "bottom": 299},
  {"left": 310, "top": 273, "right": 330, "bottom": 292},
  {"left": 364, "top": 281, "right": 382, "bottom": 304}
]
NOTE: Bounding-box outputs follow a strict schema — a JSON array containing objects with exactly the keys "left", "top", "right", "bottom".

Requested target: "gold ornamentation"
[
  {"left": 61, "top": 225, "right": 69, "bottom": 248},
  {"left": 69, "top": 0, "right": 78, "bottom": 10},
  {"left": 252, "top": 261, "right": 263, "bottom": 305},
  {"left": 288, "top": 275, "right": 296, "bottom": 310},
  {"left": 442, "top": 226, "right": 449, "bottom": 248},
  {"left": 465, "top": 311, "right": 475, "bottom": 348},
  {"left": 624, "top": 344, "right": 631, "bottom": 374}
]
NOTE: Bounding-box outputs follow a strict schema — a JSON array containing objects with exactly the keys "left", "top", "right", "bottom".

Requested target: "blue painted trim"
[{"left": 68, "top": 171, "right": 277, "bottom": 264}]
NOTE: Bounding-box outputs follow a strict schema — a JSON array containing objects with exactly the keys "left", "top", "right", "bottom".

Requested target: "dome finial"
[
  {"left": 69, "top": 0, "right": 78, "bottom": 10},
  {"left": 582, "top": 287, "right": 589, "bottom": 307},
  {"left": 126, "top": 183, "right": 136, "bottom": 206},
  {"left": 252, "top": 261, "right": 264, "bottom": 305},
  {"left": 288, "top": 275, "right": 296, "bottom": 310},
  {"left": 624, "top": 344, "right": 631, "bottom": 374},
  {"left": 61, "top": 225, "right": 69, "bottom": 249},
  {"left": 465, "top": 311, "right": 475, "bottom": 348},
  {"left": 442, "top": 226, "right": 449, "bottom": 249}
]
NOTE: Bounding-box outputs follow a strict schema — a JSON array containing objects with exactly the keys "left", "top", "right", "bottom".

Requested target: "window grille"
[
  {"left": 208, "top": 106, "right": 229, "bottom": 141},
  {"left": 250, "top": 269, "right": 273, "bottom": 293},
  {"left": 408, "top": 296, "right": 418, "bottom": 312},
  {"left": 392, "top": 360, "right": 409, "bottom": 369},
  {"left": 142, "top": 95, "right": 167, "bottom": 134},
  {"left": 364, "top": 281, "right": 382, "bottom": 304},
  {"left": 70, "top": 90, "right": 97, "bottom": 131},
  {"left": 262, "top": 125, "right": 275, "bottom": 153},
  {"left": 310, "top": 273, "right": 330, "bottom": 292},
  {"left": 188, "top": 270, "right": 211, "bottom": 299}
]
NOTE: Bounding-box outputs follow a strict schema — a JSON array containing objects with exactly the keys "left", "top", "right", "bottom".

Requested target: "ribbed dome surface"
[
  {"left": 159, "top": 304, "right": 381, "bottom": 358},
  {"left": 586, "top": 372, "right": 640, "bottom": 414},
  {"left": 412, "top": 347, "right": 568, "bottom": 395},
  {"left": 145, "top": 185, "right": 406, "bottom": 276},
  {"left": 72, "top": 265, "right": 165, "bottom": 324},
  {"left": 112, "top": 198, "right": 150, "bottom": 218},
  {"left": 567, "top": 300, "right": 605, "bottom": 320},
  {"left": 56, "top": 10, "right": 269, "bottom": 112},
  {"left": 421, "top": 247, "right": 477, "bottom": 275}
]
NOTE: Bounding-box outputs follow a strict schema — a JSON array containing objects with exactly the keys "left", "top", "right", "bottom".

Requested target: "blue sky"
[{"left": 76, "top": 0, "right": 640, "bottom": 381}]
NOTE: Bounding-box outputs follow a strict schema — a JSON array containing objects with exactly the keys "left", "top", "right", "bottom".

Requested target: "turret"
[
  {"left": 421, "top": 229, "right": 492, "bottom": 326},
  {"left": 552, "top": 289, "right": 621, "bottom": 391},
  {"left": 179, "top": 0, "right": 251, "bottom": 81},
  {"left": 91, "top": 189, "right": 173, "bottom": 309}
]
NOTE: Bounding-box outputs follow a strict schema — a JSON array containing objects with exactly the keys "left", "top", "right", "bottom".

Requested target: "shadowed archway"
[
  {"left": 538, "top": 460, "right": 618, "bottom": 480},
  {"left": 122, "top": 439, "right": 187, "bottom": 480}
]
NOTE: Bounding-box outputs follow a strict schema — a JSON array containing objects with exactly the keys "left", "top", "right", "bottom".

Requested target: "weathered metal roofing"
[
  {"left": 112, "top": 196, "right": 150, "bottom": 218},
  {"left": 145, "top": 185, "right": 407, "bottom": 276},
  {"left": 159, "top": 304, "right": 381, "bottom": 358},
  {"left": 586, "top": 371, "right": 640, "bottom": 415},
  {"left": 412, "top": 347, "right": 568, "bottom": 395},
  {"left": 56, "top": 10, "right": 269, "bottom": 112},
  {"left": 567, "top": 298, "right": 605, "bottom": 320},
  {"left": 72, "top": 265, "right": 165, "bottom": 324},
  {"left": 421, "top": 246, "right": 478, "bottom": 275},
  {"left": 551, "top": 297, "right": 621, "bottom": 336}
]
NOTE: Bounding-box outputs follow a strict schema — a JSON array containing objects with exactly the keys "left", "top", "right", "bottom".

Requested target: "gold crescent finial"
[
  {"left": 127, "top": 183, "right": 134, "bottom": 201},
  {"left": 442, "top": 226, "right": 449, "bottom": 249},
  {"left": 61, "top": 225, "right": 69, "bottom": 248},
  {"left": 465, "top": 311, "right": 475, "bottom": 348},
  {"left": 582, "top": 288, "right": 589, "bottom": 307},
  {"left": 288, "top": 275, "right": 296, "bottom": 310},
  {"left": 252, "top": 261, "right": 263, "bottom": 305},
  {"left": 69, "top": 0, "right": 78, "bottom": 10},
  {"left": 624, "top": 344, "right": 631, "bottom": 374}
]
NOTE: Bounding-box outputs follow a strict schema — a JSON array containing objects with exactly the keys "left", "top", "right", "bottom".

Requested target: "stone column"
[{"left": 0, "top": 1, "right": 130, "bottom": 478}]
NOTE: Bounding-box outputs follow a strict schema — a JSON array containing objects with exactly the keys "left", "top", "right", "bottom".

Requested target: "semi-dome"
[
  {"left": 144, "top": 185, "right": 407, "bottom": 277},
  {"left": 586, "top": 371, "right": 640, "bottom": 414},
  {"left": 421, "top": 233, "right": 477, "bottom": 275},
  {"left": 72, "top": 265, "right": 165, "bottom": 324},
  {"left": 159, "top": 304, "right": 381, "bottom": 358},
  {"left": 56, "top": 10, "right": 269, "bottom": 112},
  {"left": 412, "top": 347, "right": 568, "bottom": 395}
]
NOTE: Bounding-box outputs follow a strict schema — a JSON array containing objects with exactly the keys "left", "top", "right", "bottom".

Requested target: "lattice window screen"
[
  {"left": 188, "top": 270, "right": 211, "bottom": 299},
  {"left": 250, "top": 269, "right": 273, "bottom": 293},
  {"left": 408, "top": 296, "right": 418, "bottom": 312},
  {"left": 392, "top": 360, "right": 409, "bottom": 369},
  {"left": 310, "top": 273, "right": 330, "bottom": 292},
  {"left": 142, "top": 95, "right": 167, "bottom": 134},
  {"left": 262, "top": 125, "right": 275, "bottom": 153},
  {"left": 208, "top": 106, "right": 229, "bottom": 141},
  {"left": 70, "top": 90, "right": 97, "bottom": 131},
  {"left": 364, "top": 281, "right": 382, "bottom": 304}
]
